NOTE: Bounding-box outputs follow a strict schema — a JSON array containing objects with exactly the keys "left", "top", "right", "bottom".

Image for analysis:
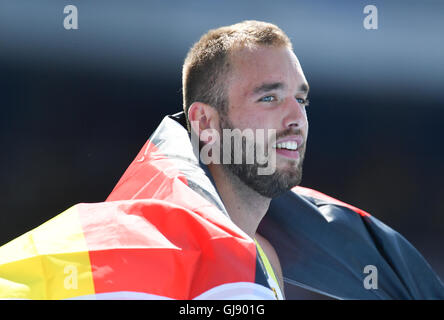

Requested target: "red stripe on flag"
[
  {"left": 88, "top": 136, "right": 257, "bottom": 298},
  {"left": 106, "top": 139, "right": 188, "bottom": 202},
  {"left": 77, "top": 200, "right": 256, "bottom": 299},
  {"left": 293, "top": 186, "right": 371, "bottom": 217}
]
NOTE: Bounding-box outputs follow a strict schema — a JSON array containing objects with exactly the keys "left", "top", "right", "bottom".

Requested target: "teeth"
[{"left": 274, "top": 141, "right": 298, "bottom": 150}]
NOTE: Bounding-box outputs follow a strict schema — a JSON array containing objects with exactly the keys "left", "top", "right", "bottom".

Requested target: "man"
[
  {"left": 183, "top": 21, "right": 311, "bottom": 297},
  {"left": 0, "top": 21, "right": 443, "bottom": 300}
]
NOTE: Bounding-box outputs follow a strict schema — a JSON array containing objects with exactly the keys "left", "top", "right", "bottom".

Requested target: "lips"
[
  {"left": 272, "top": 136, "right": 303, "bottom": 150},
  {"left": 272, "top": 136, "right": 303, "bottom": 159}
]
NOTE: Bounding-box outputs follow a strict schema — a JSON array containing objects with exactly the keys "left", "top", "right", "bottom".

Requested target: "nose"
[{"left": 282, "top": 97, "right": 308, "bottom": 130}]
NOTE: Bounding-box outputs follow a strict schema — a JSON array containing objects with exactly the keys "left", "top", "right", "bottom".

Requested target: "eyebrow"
[
  {"left": 252, "top": 81, "right": 310, "bottom": 95},
  {"left": 253, "top": 82, "right": 285, "bottom": 94}
]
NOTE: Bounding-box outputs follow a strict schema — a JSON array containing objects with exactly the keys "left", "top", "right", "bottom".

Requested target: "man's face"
[{"left": 218, "top": 45, "right": 309, "bottom": 198}]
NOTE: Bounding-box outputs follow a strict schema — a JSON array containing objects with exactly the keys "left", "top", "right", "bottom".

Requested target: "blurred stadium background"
[{"left": 1, "top": 0, "right": 443, "bottom": 298}]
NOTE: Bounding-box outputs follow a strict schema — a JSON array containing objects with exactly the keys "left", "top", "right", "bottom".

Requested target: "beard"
[{"left": 218, "top": 114, "right": 305, "bottom": 199}]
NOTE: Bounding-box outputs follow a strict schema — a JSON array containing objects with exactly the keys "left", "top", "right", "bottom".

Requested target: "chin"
[{"left": 277, "top": 159, "right": 299, "bottom": 170}]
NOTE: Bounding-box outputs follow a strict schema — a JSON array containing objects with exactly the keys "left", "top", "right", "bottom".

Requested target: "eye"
[
  {"left": 258, "top": 95, "right": 277, "bottom": 103},
  {"left": 296, "top": 97, "right": 310, "bottom": 107}
]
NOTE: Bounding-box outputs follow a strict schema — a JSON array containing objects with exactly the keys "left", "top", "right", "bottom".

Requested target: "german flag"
[{"left": 0, "top": 114, "right": 276, "bottom": 300}]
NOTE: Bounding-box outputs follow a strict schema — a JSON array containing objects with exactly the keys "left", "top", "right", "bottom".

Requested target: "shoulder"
[{"left": 292, "top": 186, "right": 371, "bottom": 217}]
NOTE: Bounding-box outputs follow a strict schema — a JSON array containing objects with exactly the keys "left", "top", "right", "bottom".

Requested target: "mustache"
[{"left": 275, "top": 127, "right": 303, "bottom": 140}]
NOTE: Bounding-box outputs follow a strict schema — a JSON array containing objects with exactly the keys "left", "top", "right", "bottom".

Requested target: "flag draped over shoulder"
[
  {"left": 0, "top": 200, "right": 266, "bottom": 299},
  {"left": 0, "top": 112, "right": 274, "bottom": 300},
  {"left": 1, "top": 112, "right": 443, "bottom": 299}
]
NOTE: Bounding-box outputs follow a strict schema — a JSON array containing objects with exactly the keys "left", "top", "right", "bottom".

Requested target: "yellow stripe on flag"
[{"left": 0, "top": 205, "right": 95, "bottom": 299}]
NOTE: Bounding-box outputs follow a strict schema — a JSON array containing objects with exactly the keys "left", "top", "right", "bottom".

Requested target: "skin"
[{"left": 188, "top": 45, "right": 310, "bottom": 297}]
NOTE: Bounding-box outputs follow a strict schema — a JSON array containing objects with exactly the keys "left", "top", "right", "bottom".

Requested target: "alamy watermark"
[
  {"left": 363, "top": 5, "right": 378, "bottom": 30},
  {"left": 62, "top": 5, "right": 378, "bottom": 31},
  {"left": 64, "top": 265, "right": 78, "bottom": 290},
  {"left": 363, "top": 264, "right": 378, "bottom": 290},
  {"left": 63, "top": 5, "right": 78, "bottom": 30},
  {"left": 190, "top": 121, "right": 288, "bottom": 176}
]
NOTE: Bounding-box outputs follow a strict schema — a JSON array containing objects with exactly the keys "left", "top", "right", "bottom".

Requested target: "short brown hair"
[{"left": 182, "top": 20, "right": 292, "bottom": 131}]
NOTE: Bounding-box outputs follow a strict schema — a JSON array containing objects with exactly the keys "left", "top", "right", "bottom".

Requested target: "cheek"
[{"left": 235, "top": 110, "right": 275, "bottom": 132}]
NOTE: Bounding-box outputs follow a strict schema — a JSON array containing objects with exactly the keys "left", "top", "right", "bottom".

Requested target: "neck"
[{"left": 208, "top": 164, "right": 271, "bottom": 238}]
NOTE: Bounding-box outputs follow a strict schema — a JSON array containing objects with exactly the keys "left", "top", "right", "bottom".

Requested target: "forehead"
[{"left": 227, "top": 46, "right": 306, "bottom": 97}]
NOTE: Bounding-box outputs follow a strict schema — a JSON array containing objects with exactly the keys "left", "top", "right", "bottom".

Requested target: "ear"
[{"left": 188, "top": 102, "right": 220, "bottom": 140}]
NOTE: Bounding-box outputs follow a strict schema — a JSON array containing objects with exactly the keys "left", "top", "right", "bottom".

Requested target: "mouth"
[{"left": 272, "top": 136, "right": 303, "bottom": 160}]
